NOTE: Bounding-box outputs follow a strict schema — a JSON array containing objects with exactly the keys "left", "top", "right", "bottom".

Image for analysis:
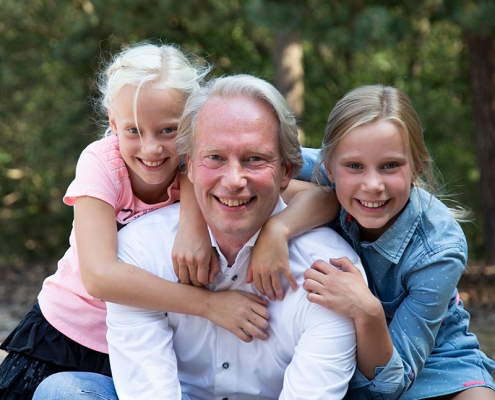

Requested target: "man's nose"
[{"left": 221, "top": 161, "right": 247, "bottom": 191}]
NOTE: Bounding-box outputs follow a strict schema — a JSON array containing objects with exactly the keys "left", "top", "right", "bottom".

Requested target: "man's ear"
[
  {"left": 108, "top": 109, "right": 118, "bottom": 135},
  {"left": 187, "top": 155, "right": 194, "bottom": 183},
  {"left": 280, "top": 163, "right": 292, "bottom": 190}
]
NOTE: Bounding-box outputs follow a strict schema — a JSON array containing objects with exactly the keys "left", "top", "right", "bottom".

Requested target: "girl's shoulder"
[
  {"left": 78, "top": 135, "right": 126, "bottom": 174},
  {"left": 83, "top": 135, "right": 120, "bottom": 158},
  {"left": 414, "top": 187, "right": 467, "bottom": 249}
]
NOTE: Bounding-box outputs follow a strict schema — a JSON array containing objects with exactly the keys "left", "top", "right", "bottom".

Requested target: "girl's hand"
[
  {"left": 172, "top": 221, "right": 220, "bottom": 287},
  {"left": 175, "top": 172, "right": 221, "bottom": 286},
  {"left": 246, "top": 217, "right": 298, "bottom": 301},
  {"left": 303, "top": 257, "right": 372, "bottom": 318},
  {"left": 205, "top": 290, "right": 270, "bottom": 342}
]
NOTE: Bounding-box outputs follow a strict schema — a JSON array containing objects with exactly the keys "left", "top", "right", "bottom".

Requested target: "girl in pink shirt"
[{"left": 0, "top": 42, "right": 270, "bottom": 400}]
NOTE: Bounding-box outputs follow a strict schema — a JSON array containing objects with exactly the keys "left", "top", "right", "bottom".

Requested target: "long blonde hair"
[
  {"left": 319, "top": 84, "right": 470, "bottom": 221},
  {"left": 96, "top": 42, "right": 210, "bottom": 137}
]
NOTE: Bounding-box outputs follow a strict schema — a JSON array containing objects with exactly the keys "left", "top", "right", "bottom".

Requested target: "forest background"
[{"left": 1, "top": 0, "right": 495, "bottom": 356}]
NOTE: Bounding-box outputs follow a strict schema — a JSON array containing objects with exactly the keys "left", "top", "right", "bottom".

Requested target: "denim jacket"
[
  {"left": 341, "top": 185, "right": 468, "bottom": 398},
  {"left": 298, "top": 147, "right": 495, "bottom": 399}
]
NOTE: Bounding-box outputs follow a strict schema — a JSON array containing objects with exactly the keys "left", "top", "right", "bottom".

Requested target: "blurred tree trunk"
[
  {"left": 466, "top": 34, "right": 495, "bottom": 263},
  {"left": 273, "top": 29, "right": 305, "bottom": 144}
]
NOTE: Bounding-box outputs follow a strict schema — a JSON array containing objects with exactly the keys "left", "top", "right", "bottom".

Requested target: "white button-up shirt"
[{"left": 107, "top": 198, "right": 367, "bottom": 400}]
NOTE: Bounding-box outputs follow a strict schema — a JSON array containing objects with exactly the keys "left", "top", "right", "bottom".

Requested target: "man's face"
[{"left": 187, "top": 95, "right": 292, "bottom": 248}]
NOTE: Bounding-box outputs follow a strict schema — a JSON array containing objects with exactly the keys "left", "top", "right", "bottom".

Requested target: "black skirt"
[{"left": 0, "top": 303, "right": 111, "bottom": 399}]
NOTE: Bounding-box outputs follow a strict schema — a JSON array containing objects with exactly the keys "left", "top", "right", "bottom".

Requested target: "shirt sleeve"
[
  {"left": 349, "top": 243, "right": 467, "bottom": 398},
  {"left": 297, "top": 146, "right": 334, "bottom": 186},
  {"left": 348, "top": 347, "right": 407, "bottom": 399},
  {"left": 106, "top": 225, "right": 181, "bottom": 400},
  {"left": 64, "top": 145, "right": 121, "bottom": 207},
  {"left": 280, "top": 302, "right": 357, "bottom": 399}
]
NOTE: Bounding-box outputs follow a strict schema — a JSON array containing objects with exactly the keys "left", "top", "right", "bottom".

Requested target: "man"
[{"left": 36, "top": 75, "right": 366, "bottom": 399}]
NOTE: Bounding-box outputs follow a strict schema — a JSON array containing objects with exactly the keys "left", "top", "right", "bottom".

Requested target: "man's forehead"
[
  {"left": 193, "top": 95, "right": 281, "bottom": 157},
  {"left": 199, "top": 95, "right": 275, "bottom": 121}
]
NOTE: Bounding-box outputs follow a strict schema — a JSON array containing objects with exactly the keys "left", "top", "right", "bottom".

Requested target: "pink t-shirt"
[{"left": 38, "top": 135, "right": 180, "bottom": 353}]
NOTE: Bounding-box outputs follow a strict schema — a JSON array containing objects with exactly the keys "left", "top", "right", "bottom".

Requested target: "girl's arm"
[
  {"left": 172, "top": 173, "right": 219, "bottom": 286},
  {"left": 247, "top": 180, "right": 339, "bottom": 300},
  {"left": 75, "top": 196, "right": 269, "bottom": 342},
  {"left": 304, "top": 258, "right": 393, "bottom": 379}
]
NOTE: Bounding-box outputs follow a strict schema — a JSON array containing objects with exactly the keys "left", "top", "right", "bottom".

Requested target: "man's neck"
[{"left": 213, "top": 234, "right": 251, "bottom": 267}]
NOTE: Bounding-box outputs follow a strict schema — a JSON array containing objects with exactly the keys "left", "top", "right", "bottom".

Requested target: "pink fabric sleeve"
[{"left": 63, "top": 145, "right": 123, "bottom": 208}]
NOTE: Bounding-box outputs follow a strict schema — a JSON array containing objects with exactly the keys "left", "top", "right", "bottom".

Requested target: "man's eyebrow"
[{"left": 197, "top": 145, "right": 222, "bottom": 153}]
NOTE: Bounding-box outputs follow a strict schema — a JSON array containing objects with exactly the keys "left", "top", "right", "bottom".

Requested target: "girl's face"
[
  {"left": 109, "top": 85, "right": 184, "bottom": 203},
  {"left": 326, "top": 121, "right": 415, "bottom": 242}
]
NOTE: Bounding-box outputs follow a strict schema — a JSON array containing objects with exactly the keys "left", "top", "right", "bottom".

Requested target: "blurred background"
[
  {"left": 1, "top": 0, "right": 495, "bottom": 266},
  {"left": 1, "top": 0, "right": 495, "bottom": 360}
]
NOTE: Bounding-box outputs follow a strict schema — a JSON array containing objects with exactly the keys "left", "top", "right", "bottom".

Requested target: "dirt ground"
[{"left": 1, "top": 263, "right": 495, "bottom": 363}]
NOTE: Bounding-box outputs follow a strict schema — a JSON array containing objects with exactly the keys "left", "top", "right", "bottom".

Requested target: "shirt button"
[
  {"left": 222, "top": 362, "right": 229, "bottom": 369},
  {"left": 232, "top": 275, "right": 238, "bottom": 281}
]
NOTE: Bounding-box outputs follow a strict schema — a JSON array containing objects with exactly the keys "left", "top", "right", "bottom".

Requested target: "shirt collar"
[
  {"left": 208, "top": 197, "right": 287, "bottom": 271},
  {"left": 342, "top": 185, "right": 422, "bottom": 264}
]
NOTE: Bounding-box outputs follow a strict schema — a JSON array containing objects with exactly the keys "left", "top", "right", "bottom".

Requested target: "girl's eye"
[
  {"left": 347, "top": 163, "right": 361, "bottom": 170},
  {"left": 129, "top": 128, "right": 140, "bottom": 135},
  {"left": 384, "top": 163, "right": 398, "bottom": 170},
  {"left": 163, "top": 127, "right": 177, "bottom": 134}
]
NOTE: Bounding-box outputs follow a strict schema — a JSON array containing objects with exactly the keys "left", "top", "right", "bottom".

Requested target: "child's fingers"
[
  {"left": 252, "top": 272, "right": 267, "bottom": 297},
  {"left": 310, "top": 259, "right": 334, "bottom": 274},
  {"left": 283, "top": 270, "right": 298, "bottom": 293},
  {"left": 241, "top": 291, "right": 270, "bottom": 308},
  {"left": 302, "top": 275, "right": 324, "bottom": 294},
  {"left": 245, "top": 263, "right": 254, "bottom": 284},
  {"left": 208, "top": 248, "right": 220, "bottom": 284},
  {"left": 172, "top": 258, "right": 180, "bottom": 279},
  {"left": 188, "top": 264, "right": 203, "bottom": 287},
  {"left": 329, "top": 257, "right": 358, "bottom": 273},
  {"left": 262, "top": 275, "right": 277, "bottom": 301},
  {"left": 197, "top": 262, "right": 210, "bottom": 286},
  {"left": 178, "top": 263, "right": 192, "bottom": 285},
  {"left": 239, "top": 301, "right": 270, "bottom": 341},
  {"left": 270, "top": 274, "right": 285, "bottom": 301},
  {"left": 240, "top": 322, "right": 269, "bottom": 342}
]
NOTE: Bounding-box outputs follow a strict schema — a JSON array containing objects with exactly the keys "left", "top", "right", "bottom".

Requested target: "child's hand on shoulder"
[
  {"left": 247, "top": 216, "right": 298, "bottom": 301},
  {"left": 172, "top": 221, "right": 220, "bottom": 287}
]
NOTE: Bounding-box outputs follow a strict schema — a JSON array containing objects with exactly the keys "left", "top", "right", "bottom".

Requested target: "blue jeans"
[{"left": 33, "top": 372, "right": 117, "bottom": 400}]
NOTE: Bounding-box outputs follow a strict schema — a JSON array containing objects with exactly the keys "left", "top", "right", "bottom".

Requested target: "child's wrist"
[
  {"left": 353, "top": 296, "right": 384, "bottom": 325},
  {"left": 264, "top": 215, "right": 290, "bottom": 240}
]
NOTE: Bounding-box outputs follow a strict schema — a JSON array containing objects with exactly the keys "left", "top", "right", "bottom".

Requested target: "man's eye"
[
  {"left": 208, "top": 155, "right": 221, "bottom": 160},
  {"left": 249, "top": 156, "right": 262, "bottom": 162}
]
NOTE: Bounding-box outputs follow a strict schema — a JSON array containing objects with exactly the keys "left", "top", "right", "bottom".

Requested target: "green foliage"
[{"left": 0, "top": 0, "right": 489, "bottom": 263}]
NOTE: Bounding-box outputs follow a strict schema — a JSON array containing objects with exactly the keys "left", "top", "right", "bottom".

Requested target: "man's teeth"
[
  {"left": 360, "top": 200, "right": 386, "bottom": 208},
  {"left": 142, "top": 159, "right": 164, "bottom": 167},
  {"left": 219, "top": 198, "right": 250, "bottom": 207}
]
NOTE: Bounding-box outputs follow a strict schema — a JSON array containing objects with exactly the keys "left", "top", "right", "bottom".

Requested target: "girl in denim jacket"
[{"left": 250, "top": 85, "right": 495, "bottom": 399}]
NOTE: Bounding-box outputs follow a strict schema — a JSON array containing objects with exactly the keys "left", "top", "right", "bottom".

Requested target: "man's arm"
[
  {"left": 280, "top": 301, "right": 357, "bottom": 399},
  {"left": 279, "top": 228, "right": 367, "bottom": 399},
  {"left": 106, "top": 302, "right": 181, "bottom": 400},
  {"left": 106, "top": 220, "right": 182, "bottom": 400}
]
